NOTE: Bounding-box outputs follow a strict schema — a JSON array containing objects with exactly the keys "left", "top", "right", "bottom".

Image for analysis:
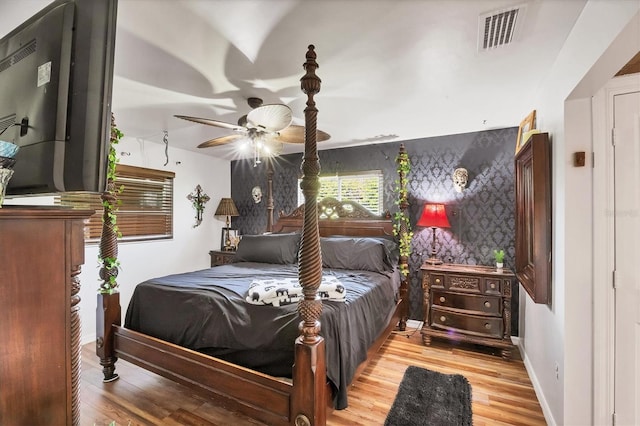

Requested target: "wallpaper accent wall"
[{"left": 231, "top": 127, "right": 519, "bottom": 334}]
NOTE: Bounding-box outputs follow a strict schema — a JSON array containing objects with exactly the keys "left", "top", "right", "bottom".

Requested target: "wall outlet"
[
  {"left": 405, "top": 319, "right": 424, "bottom": 329},
  {"left": 554, "top": 362, "right": 559, "bottom": 380}
]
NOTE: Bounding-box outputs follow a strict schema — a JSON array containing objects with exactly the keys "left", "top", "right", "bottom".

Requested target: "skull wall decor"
[
  {"left": 452, "top": 168, "right": 468, "bottom": 193},
  {"left": 251, "top": 186, "right": 263, "bottom": 203}
]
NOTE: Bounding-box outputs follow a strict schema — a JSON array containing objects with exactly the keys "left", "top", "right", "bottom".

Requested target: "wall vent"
[{"left": 478, "top": 5, "right": 526, "bottom": 51}]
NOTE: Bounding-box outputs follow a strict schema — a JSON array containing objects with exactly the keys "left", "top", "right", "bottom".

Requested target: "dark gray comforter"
[{"left": 124, "top": 262, "right": 399, "bottom": 409}]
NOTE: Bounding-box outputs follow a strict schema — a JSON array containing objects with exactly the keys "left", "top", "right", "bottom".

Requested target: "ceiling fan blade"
[
  {"left": 175, "top": 115, "right": 244, "bottom": 131},
  {"left": 276, "top": 125, "right": 331, "bottom": 144},
  {"left": 197, "top": 134, "right": 246, "bottom": 148},
  {"left": 246, "top": 104, "right": 293, "bottom": 132}
]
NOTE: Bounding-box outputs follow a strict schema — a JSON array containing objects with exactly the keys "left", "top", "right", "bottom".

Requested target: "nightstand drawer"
[
  {"left": 427, "top": 273, "right": 446, "bottom": 289},
  {"left": 209, "top": 250, "right": 235, "bottom": 267},
  {"left": 430, "top": 306, "right": 503, "bottom": 339},
  {"left": 446, "top": 273, "right": 481, "bottom": 293},
  {"left": 484, "top": 278, "right": 502, "bottom": 295},
  {"left": 432, "top": 290, "right": 502, "bottom": 316}
]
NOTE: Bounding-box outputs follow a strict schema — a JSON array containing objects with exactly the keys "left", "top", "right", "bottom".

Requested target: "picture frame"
[
  {"left": 221, "top": 228, "right": 239, "bottom": 251},
  {"left": 515, "top": 132, "right": 552, "bottom": 304},
  {"left": 515, "top": 110, "right": 537, "bottom": 154}
]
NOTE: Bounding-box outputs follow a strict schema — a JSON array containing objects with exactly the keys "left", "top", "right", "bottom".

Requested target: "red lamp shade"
[{"left": 417, "top": 203, "right": 450, "bottom": 228}]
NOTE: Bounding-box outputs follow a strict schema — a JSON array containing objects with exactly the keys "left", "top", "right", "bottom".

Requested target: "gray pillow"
[
  {"left": 234, "top": 233, "right": 300, "bottom": 264},
  {"left": 320, "top": 236, "right": 396, "bottom": 273}
]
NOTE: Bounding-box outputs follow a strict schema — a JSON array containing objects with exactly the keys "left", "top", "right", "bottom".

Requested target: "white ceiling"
[{"left": 1, "top": 0, "right": 588, "bottom": 160}]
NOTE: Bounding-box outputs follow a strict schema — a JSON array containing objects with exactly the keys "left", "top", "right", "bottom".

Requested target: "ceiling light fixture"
[{"left": 244, "top": 131, "right": 283, "bottom": 167}]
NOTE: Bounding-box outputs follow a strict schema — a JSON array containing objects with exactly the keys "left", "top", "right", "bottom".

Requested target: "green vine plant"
[
  {"left": 393, "top": 146, "right": 413, "bottom": 278},
  {"left": 98, "top": 114, "right": 124, "bottom": 294},
  {"left": 393, "top": 212, "right": 413, "bottom": 277},
  {"left": 104, "top": 118, "right": 124, "bottom": 229}
]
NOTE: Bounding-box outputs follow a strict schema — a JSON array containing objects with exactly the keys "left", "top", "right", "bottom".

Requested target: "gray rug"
[{"left": 384, "top": 366, "right": 472, "bottom": 426}]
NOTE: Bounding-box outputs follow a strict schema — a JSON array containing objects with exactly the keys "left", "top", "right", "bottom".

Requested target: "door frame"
[{"left": 592, "top": 72, "right": 640, "bottom": 425}]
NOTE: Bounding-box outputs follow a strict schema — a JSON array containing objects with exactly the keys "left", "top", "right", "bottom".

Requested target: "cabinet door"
[{"left": 515, "top": 132, "right": 552, "bottom": 304}]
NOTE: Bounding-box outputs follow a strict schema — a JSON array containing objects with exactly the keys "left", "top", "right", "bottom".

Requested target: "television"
[{"left": 0, "top": 0, "right": 118, "bottom": 195}]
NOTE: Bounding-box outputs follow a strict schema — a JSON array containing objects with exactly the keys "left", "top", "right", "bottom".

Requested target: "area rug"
[{"left": 384, "top": 366, "right": 472, "bottom": 426}]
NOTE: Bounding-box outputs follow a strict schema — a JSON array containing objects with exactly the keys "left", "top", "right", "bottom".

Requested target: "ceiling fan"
[{"left": 175, "top": 97, "right": 330, "bottom": 166}]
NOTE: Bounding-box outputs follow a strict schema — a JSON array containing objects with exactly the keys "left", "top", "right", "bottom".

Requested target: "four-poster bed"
[{"left": 96, "top": 45, "right": 409, "bottom": 426}]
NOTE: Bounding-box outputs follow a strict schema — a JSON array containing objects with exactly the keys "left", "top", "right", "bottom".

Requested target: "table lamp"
[
  {"left": 215, "top": 198, "right": 239, "bottom": 250},
  {"left": 417, "top": 203, "right": 450, "bottom": 265}
]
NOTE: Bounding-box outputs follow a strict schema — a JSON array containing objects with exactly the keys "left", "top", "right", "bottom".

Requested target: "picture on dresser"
[{"left": 221, "top": 228, "right": 239, "bottom": 251}]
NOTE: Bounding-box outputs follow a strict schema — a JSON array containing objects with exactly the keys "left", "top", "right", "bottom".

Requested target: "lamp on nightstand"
[
  {"left": 215, "top": 197, "right": 239, "bottom": 251},
  {"left": 417, "top": 203, "right": 450, "bottom": 265}
]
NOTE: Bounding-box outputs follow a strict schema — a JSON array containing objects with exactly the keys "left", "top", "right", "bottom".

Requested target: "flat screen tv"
[{"left": 0, "top": 0, "right": 118, "bottom": 195}]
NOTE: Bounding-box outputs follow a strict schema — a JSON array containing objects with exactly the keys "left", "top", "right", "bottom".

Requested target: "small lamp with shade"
[
  {"left": 417, "top": 203, "right": 450, "bottom": 265},
  {"left": 215, "top": 197, "right": 239, "bottom": 251}
]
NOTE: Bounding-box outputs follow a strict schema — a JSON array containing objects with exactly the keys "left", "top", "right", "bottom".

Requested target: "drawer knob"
[
  {"left": 440, "top": 316, "right": 446, "bottom": 322},
  {"left": 490, "top": 283, "right": 496, "bottom": 289},
  {"left": 484, "top": 323, "right": 491, "bottom": 329},
  {"left": 484, "top": 301, "right": 491, "bottom": 308},
  {"left": 435, "top": 278, "right": 441, "bottom": 284},
  {"left": 439, "top": 296, "right": 446, "bottom": 303}
]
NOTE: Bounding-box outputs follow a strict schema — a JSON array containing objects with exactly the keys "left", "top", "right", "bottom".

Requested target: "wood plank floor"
[{"left": 80, "top": 330, "right": 545, "bottom": 425}]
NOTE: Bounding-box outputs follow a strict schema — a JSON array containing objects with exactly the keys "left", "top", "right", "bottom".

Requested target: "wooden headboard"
[{"left": 272, "top": 197, "right": 393, "bottom": 237}]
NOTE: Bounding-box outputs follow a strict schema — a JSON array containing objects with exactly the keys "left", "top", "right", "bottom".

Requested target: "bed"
[{"left": 96, "top": 45, "right": 409, "bottom": 426}]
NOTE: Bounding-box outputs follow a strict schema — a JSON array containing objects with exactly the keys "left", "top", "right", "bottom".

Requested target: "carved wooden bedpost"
[
  {"left": 266, "top": 160, "right": 274, "bottom": 232},
  {"left": 96, "top": 113, "right": 122, "bottom": 383},
  {"left": 292, "top": 44, "right": 327, "bottom": 426},
  {"left": 397, "top": 144, "right": 409, "bottom": 331}
]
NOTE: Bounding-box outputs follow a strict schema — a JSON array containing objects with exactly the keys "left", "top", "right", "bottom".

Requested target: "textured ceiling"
[{"left": 1, "top": 0, "right": 593, "bottom": 160}]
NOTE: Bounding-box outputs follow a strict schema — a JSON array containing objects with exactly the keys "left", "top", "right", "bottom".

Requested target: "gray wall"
[{"left": 231, "top": 127, "right": 518, "bottom": 332}]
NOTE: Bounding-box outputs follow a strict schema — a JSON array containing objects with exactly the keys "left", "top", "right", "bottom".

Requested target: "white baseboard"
[{"left": 513, "top": 337, "right": 557, "bottom": 426}]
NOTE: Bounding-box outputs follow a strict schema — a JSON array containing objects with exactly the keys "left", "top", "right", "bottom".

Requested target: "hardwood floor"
[{"left": 80, "top": 330, "right": 545, "bottom": 425}]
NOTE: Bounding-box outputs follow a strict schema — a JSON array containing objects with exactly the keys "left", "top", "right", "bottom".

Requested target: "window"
[
  {"left": 297, "top": 170, "right": 383, "bottom": 215},
  {"left": 58, "top": 164, "right": 175, "bottom": 242}
]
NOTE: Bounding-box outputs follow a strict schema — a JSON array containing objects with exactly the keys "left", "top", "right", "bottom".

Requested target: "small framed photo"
[
  {"left": 229, "top": 229, "right": 240, "bottom": 250},
  {"left": 221, "top": 228, "right": 240, "bottom": 251},
  {"left": 515, "top": 110, "right": 537, "bottom": 155}
]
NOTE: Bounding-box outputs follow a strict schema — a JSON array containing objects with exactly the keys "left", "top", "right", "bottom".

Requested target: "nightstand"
[
  {"left": 209, "top": 250, "right": 236, "bottom": 267},
  {"left": 420, "top": 263, "right": 514, "bottom": 359}
]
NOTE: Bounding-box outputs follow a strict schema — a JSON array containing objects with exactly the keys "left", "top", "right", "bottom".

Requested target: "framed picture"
[
  {"left": 221, "top": 228, "right": 240, "bottom": 251},
  {"left": 515, "top": 110, "right": 537, "bottom": 154}
]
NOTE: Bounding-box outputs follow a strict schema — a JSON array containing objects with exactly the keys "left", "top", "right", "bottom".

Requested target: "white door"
[{"left": 614, "top": 89, "right": 640, "bottom": 425}]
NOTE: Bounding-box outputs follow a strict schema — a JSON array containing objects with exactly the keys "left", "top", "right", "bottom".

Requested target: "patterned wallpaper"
[{"left": 231, "top": 127, "right": 519, "bottom": 334}]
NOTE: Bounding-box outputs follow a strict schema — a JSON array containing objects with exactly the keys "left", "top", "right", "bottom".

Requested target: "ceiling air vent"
[{"left": 478, "top": 4, "right": 526, "bottom": 51}]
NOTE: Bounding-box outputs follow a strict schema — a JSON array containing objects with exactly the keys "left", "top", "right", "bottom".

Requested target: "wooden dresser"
[
  {"left": 209, "top": 249, "right": 236, "bottom": 267},
  {"left": 0, "top": 206, "right": 92, "bottom": 425},
  {"left": 420, "top": 263, "right": 514, "bottom": 359}
]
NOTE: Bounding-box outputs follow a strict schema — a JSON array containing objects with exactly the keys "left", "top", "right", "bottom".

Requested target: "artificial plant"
[
  {"left": 393, "top": 144, "right": 413, "bottom": 278},
  {"left": 187, "top": 184, "right": 211, "bottom": 228},
  {"left": 98, "top": 113, "right": 124, "bottom": 294}
]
